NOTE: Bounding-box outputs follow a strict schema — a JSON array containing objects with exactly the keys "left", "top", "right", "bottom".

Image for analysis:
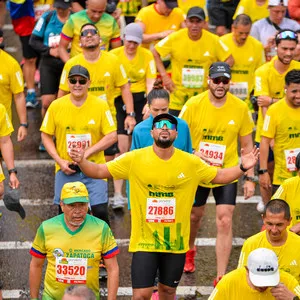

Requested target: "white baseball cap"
[
  {"left": 247, "top": 248, "right": 280, "bottom": 287},
  {"left": 269, "top": 0, "right": 288, "bottom": 6}
]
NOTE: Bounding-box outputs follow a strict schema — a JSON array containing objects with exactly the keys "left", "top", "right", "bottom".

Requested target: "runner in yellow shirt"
[
  {"left": 254, "top": 30, "right": 300, "bottom": 212},
  {"left": 210, "top": 248, "right": 300, "bottom": 300},
  {"left": 233, "top": 0, "right": 269, "bottom": 23},
  {"left": 109, "top": 23, "right": 157, "bottom": 209},
  {"left": 259, "top": 69, "right": 300, "bottom": 199},
  {"left": 135, "top": 0, "right": 185, "bottom": 50},
  {"left": 69, "top": 113, "right": 259, "bottom": 300},
  {"left": 272, "top": 155, "right": 300, "bottom": 234},
  {"left": 238, "top": 199, "right": 300, "bottom": 283},
  {"left": 179, "top": 62, "right": 255, "bottom": 283},
  {"left": 153, "top": 7, "right": 233, "bottom": 115},
  {"left": 220, "top": 14, "right": 265, "bottom": 111}
]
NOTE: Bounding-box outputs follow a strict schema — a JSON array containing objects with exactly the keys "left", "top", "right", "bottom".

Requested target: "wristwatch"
[
  {"left": 240, "top": 163, "right": 248, "bottom": 172},
  {"left": 126, "top": 112, "right": 136, "bottom": 118},
  {"left": 258, "top": 169, "right": 268, "bottom": 175},
  {"left": 8, "top": 168, "right": 17, "bottom": 175},
  {"left": 293, "top": 296, "right": 300, "bottom": 300},
  {"left": 20, "top": 123, "right": 28, "bottom": 128}
]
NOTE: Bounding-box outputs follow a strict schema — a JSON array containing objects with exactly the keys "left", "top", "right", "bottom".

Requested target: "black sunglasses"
[
  {"left": 211, "top": 77, "right": 230, "bottom": 85},
  {"left": 69, "top": 78, "right": 88, "bottom": 85},
  {"left": 80, "top": 28, "right": 98, "bottom": 37}
]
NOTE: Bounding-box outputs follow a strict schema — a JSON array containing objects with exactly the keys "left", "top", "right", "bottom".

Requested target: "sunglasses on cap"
[
  {"left": 276, "top": 31, "right": 298, "bottom": 41},
  {"left": 153, "top": 120, "right": 176, "bottom": 130},
  {"left": 211, "top": 77, "right": 230, "bottom": 85},
  {"left": 69, "top": 78, "right": 88, "bottom": 85},
  {"left": 80, "top": 28, "right": 98, "bottom": 37}
]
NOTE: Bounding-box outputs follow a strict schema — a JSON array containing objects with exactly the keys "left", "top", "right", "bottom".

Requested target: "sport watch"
[
  {"left": 126, "top": 112, "right": 136, "bottom": 118},
  {"left": 258, "top": 169, "right": 268, "bottom": 175},
  {"left": 8, "top": 168, "right": 17, "bottom": 175}
]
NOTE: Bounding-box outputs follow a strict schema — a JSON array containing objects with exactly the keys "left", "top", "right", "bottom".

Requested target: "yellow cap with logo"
[{"left": 61, "top": 182, "right": 89, "bottom": 204}]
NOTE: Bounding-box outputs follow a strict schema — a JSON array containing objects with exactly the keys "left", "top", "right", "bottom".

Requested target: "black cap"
[
  {"left": 187, "top": 6, "right": 206, "bottom": 20},
  {"left": 3, "top": 189, "right": 26, "bottom": 219},
  {"left": 106, "top": 1, "right": 117, "bottom": 13},
  {"left": 54, "top": 0, "right": 72, "bottom": 9},
  {"left": 164, "top": 0, "right": 178, "bottom": 9},
  {"left": 68, "top": 65, "right": 90, "bottom": 79},
  {"left": 152, "top": 113, "right": 178, "bottom": 129},
  {"left": 209, "top": 62, "right": 231, "bottom": 79}
]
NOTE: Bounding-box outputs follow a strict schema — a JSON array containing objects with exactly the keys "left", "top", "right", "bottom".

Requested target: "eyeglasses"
[
  {"left": 69, "top": 78, "right": 88, "bottom": 85},
  {"left": 211, "top": 77, "right": 230, "bottom": 85},
  {"left": 80, "top": 28, "right": 98, "bottom": 37},
  {"left": 276, "top": 30, "right": 298, "bottom": 41},
  {"left": 153, "top": 120, "right": 176, "bottom": 130}
]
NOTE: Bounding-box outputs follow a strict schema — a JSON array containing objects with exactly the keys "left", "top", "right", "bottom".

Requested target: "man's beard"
[{"left": 154, "top": 137, "right": 174, "bottom": 148}]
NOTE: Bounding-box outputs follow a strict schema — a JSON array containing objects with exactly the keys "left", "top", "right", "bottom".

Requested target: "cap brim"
[
  {"left": 68, "top": 73, "right": 89, "bottom": 79},
  {"left": 3, "top": 189, "right": 26, "bottom": 219},
  {"left": 165, "top": 2, "right": 178, "bottom": 9},
  {"left": 125, "top": 35, "right": 142, "bottom": 44},
  {"left": 63, "top": 196, "right": 89, "bottom": 204},
  {"left": 187, "top": 14, "right": 205, "bottom": 20},
  {"left": 249, "top": 270, "right": 280, "bottom": 287},
  {"left": 210, "top": 72, "right": 231, "bottom": 79}
]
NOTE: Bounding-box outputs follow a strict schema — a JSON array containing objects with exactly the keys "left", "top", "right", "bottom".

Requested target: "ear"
[
  {"left": 60, "top": 201, "right": 64, "bottom": 212},
  {"left": 150, "top": 129, "right": 153, "bottom": 138},
  {"left": 207, "top": 79, "right": 210, "bottom": 85}
]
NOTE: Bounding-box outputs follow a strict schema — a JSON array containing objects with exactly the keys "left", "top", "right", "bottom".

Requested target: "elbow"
[{"left": 111, "top": 132, "right": 118, "bottom": 144}]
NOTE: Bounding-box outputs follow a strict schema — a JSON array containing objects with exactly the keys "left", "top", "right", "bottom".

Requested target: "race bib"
[
  {"left": 48, "top": 35, "right": 60, "bottom": 48},
  {"left": 229, "top": 82, "right": 248, "bottom": 100},
  {"left": 146, "top": 198, "right": 175, "bottom": 223},
  {"left": 284, "top": 148, "right": 300, "bottom": 172},
  {"left": 182, "top": 67, "right": 204, "bottom": 88},
  {"left": 34, "top": 4, "right": 50, "bottom": 21},
  {"left": 199, "top": 142, "right": 226, "bottom": 167},
  {"left": 56, "top": 257, "right": 87, "bottom": 284},
  {"left": 66, "top": 134, "right": 91, "bottom": 152}
]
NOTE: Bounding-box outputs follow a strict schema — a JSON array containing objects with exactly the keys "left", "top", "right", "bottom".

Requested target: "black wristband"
[
  {"left": 20, "top": 123, "right": 28, "bottom": 128},
  {"left": 293, "top": 296, "right": 300, "bottom": 300},
  {"left": 240, "top": 163, "right": 248, "bottom": 173},
  {"left": 8, "top": 168, "right": 17, "bottom": 175}
]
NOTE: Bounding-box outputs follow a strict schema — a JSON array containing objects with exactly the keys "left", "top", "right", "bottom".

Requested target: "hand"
[
  {"left": 257, "top": 95, "right": 272, "bottom": 107},
  {"left": 240, "top": 146, "right": 259, "bottom": 171},
  {"left": 161, "top": 74, "right": 175, "bottom": 93},
  {"left": 270, "top": 283, "right": 296, "bottom": 300},
  {"left": 289, "top": 223, "right": 300, "bottom": 235},
  {"left": 142, "top": 104, "right": 150, "bottom": 120},
  {"left": 17, "top": 126, "right": 28, "bottom": 142},
  {"left": 159, "top": 29, "right": 175, "bottom": 39},
  {"left": 243, "top": 180, "right": 255, "bottom": 199},
  {"left": 59, "top": 159, "right": 77, "bottom": 175},
  {"left": 194, "top": 150, "right": 212, "bottom": 164},
  {"left": 124, "top": 116, "right": 136, "bottom": 134},
  {"left": 259, "top": 172, "right": 272, "bottom": 190},
  {"left": 9, "top": 173, "right": 19, "bottom": 189},
  {"left": 49, "top": 47, "right": 59, "bottom": 58},
  {"left": 69, "top": 147, "right": 85, "bottom": 164}
]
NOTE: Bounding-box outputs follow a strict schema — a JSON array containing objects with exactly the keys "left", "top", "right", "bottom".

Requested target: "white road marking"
[{"left": 3, "top": 286, "right": 214, "bottom": 298}]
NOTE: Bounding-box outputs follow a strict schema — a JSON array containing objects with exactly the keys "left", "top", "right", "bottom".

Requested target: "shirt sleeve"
[
  {"left": 59, "top": 62, "right": 71, "bottom": 92},
  {"left": 99, "top": 100, "right": 117, "bottom": 135},
  {"left": 0, "top": 105, "right": 14, "bottom": 137},
  {"left": 61, "top": 17, "right": 74, "bottom": 41},
  {"left": 261, "top": 108, "right": 276, "bottom": 138},
  {"left": 10, "top": 61, "right": 24, "bottom": 95},
  {"left": 101, "top": 222, "right": 119, "bottom": 259},
  {"left": 254, "top": 66, "right": 269, "bottom": 96},
  {"left": 146, "top": 52, "right": 157, "bottom": 79},
  {"left": 239, "top": 106, "right": 254, "bottom": 137},
  {"left": 216, "top": 38, "right": 232, "bottom": 62},
  {"left": 40, "top": 103, "right": 56, "bottom": 135},
  {"left": 195, "top": 157, "right": 218, "bottom": 184},
  {"left": 30, "top": 224, "right": 47, "bottom": 258},
  {"left": 154, "top": 34, "right": 173, "bottom": 58}
]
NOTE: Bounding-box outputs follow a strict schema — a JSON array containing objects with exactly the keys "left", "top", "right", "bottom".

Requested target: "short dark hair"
[
  {"left": 233, "top": 14, "right": 252, "bottom": 27},
  {"left": 285, "top": 69, "right": 300, "bottom": 86},
  {"left": 147, "top": 79, "right": 170, "bottom": 105},
  {"left": 263, "top": 199, "right": 291, "bottom": 220},
  {"left": 80, "top": 23, "right": 98, "bottom": 33}
]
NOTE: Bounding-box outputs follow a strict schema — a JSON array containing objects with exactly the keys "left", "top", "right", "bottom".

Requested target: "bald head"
[{"left": 86, "top": 0, "right": 107, "bottom": 22}]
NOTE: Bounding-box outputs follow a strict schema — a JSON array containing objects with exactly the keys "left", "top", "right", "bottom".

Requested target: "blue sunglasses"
[{"left": 153, "top": 120, "right": 176, "bottom": 130}]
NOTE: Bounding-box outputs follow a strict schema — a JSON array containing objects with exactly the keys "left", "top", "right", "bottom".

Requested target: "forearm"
[
  {"left": 14, "top": 93, "right": 27, "bottom": 123},
  {"left": 241, "top": 136, "right": 254, "bottom": 177},
  {"left": 29, "top": 34, "right": 50, "bottom": 56},
  {"left": 0, "top": 137, "right": 15, "bottom": 169},
  {"left": 29, "top": 264, "right": 43, "bottom": 298},
  {"left": 152, "top": 49, "right": 167, "bottom": 76},
  {"left": 211, "top": 165, "right": 244, "bottom": 184},
  {"left": 58, "top": 43, "right": 70, "bottom": 63},
  {"left": 121, "top": 83, "right": 134, "bottom": 112},
  {"left": 41, "top": 133, "right": 64, "bottom": 165},
  {"left": 85, "top": 132, "right": 117, "bottom": 158},
  {"left": 57, "top": 89, "right": 68, "bottom": 99},
  {"left": 259, "top": 137, "right": 270, "bottom": 170},
  {"left": 107, "top": 267, "right": 119, "bottom": 300},
  {"left": 146, "top": 78, "right": 155, "bottom": 94},
  {"left": 77, "top": 157, "right": 111, "bottom": 179},
  {"left": 142, "top": 32, "right": 162, "bottom": 44}
]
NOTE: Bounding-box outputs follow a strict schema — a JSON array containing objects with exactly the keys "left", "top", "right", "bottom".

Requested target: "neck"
[
  {"left": 64, "top": 216, "right": 80, "bottom": 231},
  {"left": 83, "top": 47, "right": 101, "bottom": 62},
  {"left": 266, "top": 230, "right": 288, "bottom": 246},
  {"left": 208, "top": 90, "right": 227, "bottom": 107},
  {"left": 153, "top": 144, "right": 175, "bottom": 160},
  {"left": 70, "top": 93, "right": 88, "bottom": 107},
  {"left": 124, "top": 48, "right": 137, "bottom": 60},
  {"left": 274, "top": 58, "right": 290, "bottom": 74}
]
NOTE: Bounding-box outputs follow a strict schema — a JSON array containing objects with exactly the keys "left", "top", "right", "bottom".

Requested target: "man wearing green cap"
[{"left": 29, "top": 181, "right": 119, "bottom": 300}]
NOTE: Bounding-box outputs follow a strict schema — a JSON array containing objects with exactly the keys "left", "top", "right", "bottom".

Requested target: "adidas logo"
[
  {"left": 228, "top": 120, "right": 235, "bottom": 125},
  {"left": 104, "top": 72, "right": 110, "bottom": 77},
  {"left": 290, "top": 260, "right": 298, "bottom": 266},
  {"left": 248, "top": 57, "right": 254, "bottom": 61},
  {"left": 139, "top": 69, "right": 145, "bottom": 73},
  {"left": 203, "top": 51, "right": 210, "bottom": 57},
  {"left": 88, "top": 119, "right": 95, "bottom": 125},
  {"left": 177, "top": 172, "right": 185, "bottom": 179}
]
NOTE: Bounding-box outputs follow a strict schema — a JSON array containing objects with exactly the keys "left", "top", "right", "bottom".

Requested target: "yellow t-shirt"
[
  {"left": 118, "top": 0, "right": 141, "bottom": 17},
  {"left": 40, "top": 94, "right": 116, "bottom": 173},
  {"left": 61, "top": 11, "right": 120, "bottom": 57},
  {"left": 0, "top": 50, "right": 24, "bottom": 120},
  {"left": 233, "top": 0, "right": 269, "bottom": 23},
  {"left": 0, "top": 104, "right": 14, "bottom": 182},
  {"left": 107, "top": 146, "right": 217, "bottom": 253},
  {"left": 155, "top": 29, "right": 231, "bottom": 111},
  {"left": 237, "top": 230, "right": 300, "bottom": 283},
  {"left": 177, "top": 0, "right": 206, "bottom": 14},
  {"left": 220, "top": 33, "right": 265, "bottom": 103},
  {"left": 261, "top": 98, "right": 300, "bottom": 185},
  {"left": 179, "top": 91, "right": 254, "bottom": 188},
  {"left": 135, "top": 4, "right": 185, "bottom": 49},
  {"left": 272, "top": 176, "right": 300, "bottom": 228},
  {"left": 59, "top": 52, "right": 128, "bottom": 122},
  {"left": 209, "top": 267, "right": 300, "bottom": 299},
  {"left": 254, "top": 57, "right": 300, "bottom": 143},
  {"left": 110, "top": 46, "right": 157, "bottom": 96}
]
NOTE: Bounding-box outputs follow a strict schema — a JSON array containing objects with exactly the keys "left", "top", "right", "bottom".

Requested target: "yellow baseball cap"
[{"left": 61, "top": 182, "right": 89, "bottom": 204}]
